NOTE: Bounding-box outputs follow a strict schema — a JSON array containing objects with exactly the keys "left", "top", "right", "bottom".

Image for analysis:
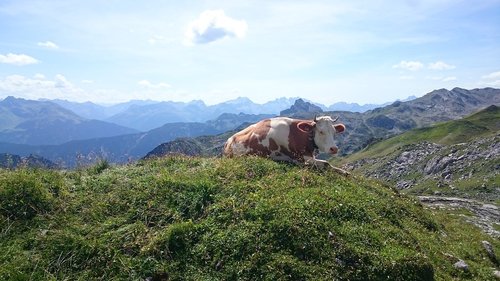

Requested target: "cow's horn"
[
  {"left": 313, "top": 115, "right": 317, "bottom": 122},
  {"left": 332, "top": 116, "right": 339, "bottom": 122}
]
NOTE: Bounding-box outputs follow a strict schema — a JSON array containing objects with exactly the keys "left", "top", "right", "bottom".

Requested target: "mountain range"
[
  {"left": 48, "top": 99, "right": 159, "bottom": 120},
  {"left": 0, "top": 87, "right": 498, "bottom": 167},
  {"left": 0, "top": 96, "right": 137, "bottom": 145},
  {"left": 50, "top": 97, "right": 393, "bottom": 131},
  {"left": 336, "top": 87, "right": 500, "bottom": 155},
  {"left": 0, "top": 94, "right": 395, "bottom": 145},
  {"left": 146, "top": 87, "right": 500, "bottom": 159}
]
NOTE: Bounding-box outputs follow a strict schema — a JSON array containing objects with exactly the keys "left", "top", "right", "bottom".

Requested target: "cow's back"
[
  {"left": 223, "top": 119, "right": 273, "bottom": 157},
  {"left": 223, "top": 117, "right": 311, "bottom": 161}
]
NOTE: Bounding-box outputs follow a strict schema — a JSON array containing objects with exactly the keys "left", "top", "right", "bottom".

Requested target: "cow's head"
[{"left": 298, "top": 116, "right": 345, "bottom": 154}]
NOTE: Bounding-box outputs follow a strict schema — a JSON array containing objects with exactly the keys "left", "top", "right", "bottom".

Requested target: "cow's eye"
[{"left": 319, "top": 130, "right": 325, "bottom": 135}]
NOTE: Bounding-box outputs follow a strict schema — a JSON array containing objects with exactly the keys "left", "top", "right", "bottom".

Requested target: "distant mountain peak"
[
  {"left": 1, "top": 96, "right": 21, "bottom": 104},
  {"left": 280, "top": 99, "right": 323, "bottom": 116},
  {"left": 224, "top": 97, "right": 254, "bottom": 104},
  {"left": 188, "top": 99, "right": 206, "bottom": 106}
]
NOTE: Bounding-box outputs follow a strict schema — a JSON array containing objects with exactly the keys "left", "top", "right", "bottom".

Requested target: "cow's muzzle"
[{"left": 329, "top": 146, "right": 338, "bottom": 154}]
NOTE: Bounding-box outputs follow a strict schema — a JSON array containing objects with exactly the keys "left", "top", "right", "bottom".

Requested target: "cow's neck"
[{"left": 309, "top": 130, "right": 318, "bottom": 150}]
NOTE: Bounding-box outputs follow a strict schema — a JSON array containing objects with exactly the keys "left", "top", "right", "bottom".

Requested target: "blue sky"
[{"left": 0, "top": 0, "right": 499, "bottom": 105}]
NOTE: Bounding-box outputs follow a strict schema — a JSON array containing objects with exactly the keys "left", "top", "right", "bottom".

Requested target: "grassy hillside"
[
  {"left": 1, "top": 157, "right": 498, "bottom": 280},
  {"left": 336, "top": 105, "right": 500, "bottom": 202}
]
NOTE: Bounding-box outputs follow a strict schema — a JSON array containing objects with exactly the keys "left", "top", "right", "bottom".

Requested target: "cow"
[{"left": 223, "top": 116, "right": 349, "bottom": 175}]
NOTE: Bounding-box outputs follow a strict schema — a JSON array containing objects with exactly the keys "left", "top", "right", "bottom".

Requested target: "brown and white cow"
[{"left": 223, "top": 116, "right": 349, "bottom": 174}]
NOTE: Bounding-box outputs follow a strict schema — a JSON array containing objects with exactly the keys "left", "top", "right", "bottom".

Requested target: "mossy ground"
[{"left": 0, "top": 156, "right": 498, "bottom": 280}]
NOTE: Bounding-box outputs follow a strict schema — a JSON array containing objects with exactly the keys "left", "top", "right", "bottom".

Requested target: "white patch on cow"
[
  {"left": 230, "top": 141, "right": 251, "bottom": 155},
  {"left": 265, "top": 117, "right": 292, "bottom": 150},
  {"left": 260, "top": 134, "right": 270, "bottom": 147}
]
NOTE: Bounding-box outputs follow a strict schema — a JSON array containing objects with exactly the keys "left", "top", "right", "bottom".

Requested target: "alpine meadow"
[{"left": 1, "top": 1, "right": 500, "bottom": 280}]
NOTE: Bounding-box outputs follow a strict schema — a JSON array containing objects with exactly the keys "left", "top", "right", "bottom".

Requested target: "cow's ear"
[
  {"left": 334, "top": 124, "right": 345, "bottom": 133},
  {"left": 297, "top": 121, "right": 314, "bottom": 133}
]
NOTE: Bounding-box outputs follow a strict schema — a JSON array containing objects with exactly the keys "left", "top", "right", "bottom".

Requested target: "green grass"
[
  {"left": 0, "top": 156, "right": 498, "bottom": 280},
  {"left": 494, "top": 224, "right": 500, "bottom": 232}
]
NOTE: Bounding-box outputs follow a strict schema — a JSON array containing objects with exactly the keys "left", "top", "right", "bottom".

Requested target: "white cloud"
[
  {"left": 480, "top": 71, "right": 500, "bottom": 87},
  {"left": 428, "top": 61, "right": 455, "bottom": 70},
  {"left": 426, "top": 76, "right": 443, "bottom": 80},
  {"left": 393, "top": 60, "right": 424, "bottom": 71},
  {"left": 481, "top": 71, "right": 500, "bottom": 80},
  {"left": 185, "top": 10, "right": 248, "bottom": 45},
  {"left": 0, "top": 74, "right": 90, "bottom": 101},
  {"left": 394, "top": 60, "right": 457, "bottom": 72},
  {"left": 138, "top": 80, "right": 171, "bottom": 89},
  {"left": 442, "top": 76, "right": 457, "bottom": 82},
  {"left": 148, "top": 35, "right": 165, "bottom": 45},
  {"left": 0, "top": 53, "right": 39, "bottom": 66},
  {"left": 54, "top": 74, "right": 73, "bottom": 88},
  {"left": 399, "top": 75, "right": 414, "bottom": 80},
  {"left": 37, "top": 41, "right": 59, "bottom": 49},
  {"left": 34, "top": 73, "right": 46, "bottom": 80},
  {"left": 427, "top": 76, "right": 457, "bottom": 82},
  {"left": 485, "top": 80, "right": 500, "bottom": 87}
]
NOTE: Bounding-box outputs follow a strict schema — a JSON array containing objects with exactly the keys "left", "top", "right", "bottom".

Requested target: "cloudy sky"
[{"left": 0, "top": 0, "right": 499, "bottom": 105}]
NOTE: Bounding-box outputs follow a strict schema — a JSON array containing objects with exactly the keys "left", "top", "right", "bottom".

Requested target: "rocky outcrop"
[
  {"left": 343, "top": 134, "right": 500, "bottom": 202},
  {"left": 482, "top": 240, "right": 498, "bottom": 265},
  {"left": 419, "top": 196, "right": 500, "bottom": 238}
]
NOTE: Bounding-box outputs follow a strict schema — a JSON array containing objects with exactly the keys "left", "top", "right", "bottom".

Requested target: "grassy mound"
[{"left": 0, "top": 156, "right": 498, "bottom": 280}]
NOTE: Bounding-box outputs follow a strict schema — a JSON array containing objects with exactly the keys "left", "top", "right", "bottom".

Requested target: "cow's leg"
[
  {"left": 304, "top": 156, "right": 350, "bottom": 175},
  {"left": 329, "top": 165, "right": 350, "bottom": 176},
  {"left": 304, "top": 156, "right": 329, "bottom": 169}
]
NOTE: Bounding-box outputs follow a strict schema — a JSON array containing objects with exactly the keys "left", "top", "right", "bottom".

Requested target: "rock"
[
  {"left": 482, "top": 240, "right": 498, "bottom": 265},
  {"left": 396, "top": 180, "right": 414, "bottom": 190},
  {"left": 493, "top": 270, "right": 500, "bottom": 279},
  {"left": 424, "top": 156, "right": 442, "bottom": 175},
  {"left": 215, "top": 260, "right": 223, "bottom": 271},
  {"left": 453, "top": 259, "right": 469, "bottom": 272},
  {"left": 335, "top": 258, "right": 346, "bottom": 266}
]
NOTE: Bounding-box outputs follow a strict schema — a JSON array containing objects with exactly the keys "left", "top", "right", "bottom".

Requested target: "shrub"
[
  {"left": 88, "top": 159, "right": 110, "bottom": 175},
  {"left": 0, "top": 170, "right": 57, "bottom": 219}
]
